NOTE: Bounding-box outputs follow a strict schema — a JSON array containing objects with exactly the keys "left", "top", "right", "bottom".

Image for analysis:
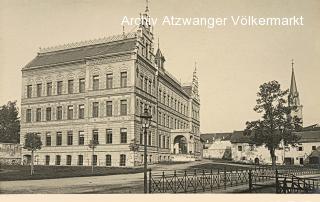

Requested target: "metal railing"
[{"left": 149, "top": 166, "right": 320, "bottom": 193}]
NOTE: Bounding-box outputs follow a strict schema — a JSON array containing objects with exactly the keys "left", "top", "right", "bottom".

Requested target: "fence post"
[
  {"left": 162, "top": 171, "right": 165, "bottom": 193},
  {"left": 184, "top": 170, "right": 187, "bottom": 193},
  {"left": 236, "top": 169, "right": 238, "bottom": 186},
  {"left": 249, "top": 169, "right": 252, "bottom": 193},
  {"left": 224, "top": 167, "right": 227, "bottom": 190},
  {"left": 149, "top": 169, "right": 152, "bottom": 193},
  {"left": 202, "top": 170, "right": 205, "bottom": 192},
  {"left": 174, "top": 170, "right": 177, "bottom": 193},
  {"left": 210, "top": 169, "right": 213, "bottom": 192},
  {"left": 217, "top": 169, "right": 220, "bottom": 189},
  {"left": 194, "top": 169, "right": 197, "bottom": 193},
  {"left": 275, "top": 169, "right": 279, "bottom": 193}
]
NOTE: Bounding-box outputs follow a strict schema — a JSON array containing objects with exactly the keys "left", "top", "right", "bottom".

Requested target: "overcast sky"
[{"left": 0, "top": 0, "right": 319, "bottom": 133}]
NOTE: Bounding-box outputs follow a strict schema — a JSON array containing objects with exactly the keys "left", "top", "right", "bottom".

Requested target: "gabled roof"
[
  {"left": 23, "top": 34, "right": 137, "bottom": 69},
  {"left": 230, "top": 131, "right": 250, "bottom": 143},
  {"left": 182, "top": 86, "right": 192, "bottom": 96}
]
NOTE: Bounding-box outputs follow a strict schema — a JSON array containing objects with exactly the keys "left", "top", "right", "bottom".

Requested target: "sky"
[{"left": 0, "top": 0, "right": 319, "bottom": 133}]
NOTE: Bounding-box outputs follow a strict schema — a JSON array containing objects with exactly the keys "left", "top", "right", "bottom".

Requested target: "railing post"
[
  {"left": 162, "top": 171, "right": 165, "bottom": 193},
  {"left": 217, "top": 169, "right": 220, "bottom": 189},
  {"left": 210, "top": 169, "right": 213, "bottom": 192},
  {"left": 236, "top": 169, "right": 238, "bottom": 186},
  {"left": 275, "top": 169, "right": 279, "bottom": 193},
  {"left": 184, "top": 170, "right": 187, "bottom": 193},
  {"left": 194, "top": 169, "right": 197, "bottom": 193},
  {"left": 224, "top": 167, "right": 227, "bottom": 190},
  {"left": 249, "top": 169, "right": 252, "bottom": 193},
  {"left": 173, "top": 170, "right": 177, "bottom": 193},
  {"left": 202, "top": 170, "right": 205, "bottom": 192},
  {"left": 149, "top": 169, "right": 152, "bottom": 193}
]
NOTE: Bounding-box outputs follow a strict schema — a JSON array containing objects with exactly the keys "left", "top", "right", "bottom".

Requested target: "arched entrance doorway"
[
  {"left": 254, "top": 157, "right": 260, "bottom": 165},
  {"left": 23, "top": 155, "right": 31, "bottom": 165},
  {"left": 173, "top": 135, "right": 188, "bottom": 154}
]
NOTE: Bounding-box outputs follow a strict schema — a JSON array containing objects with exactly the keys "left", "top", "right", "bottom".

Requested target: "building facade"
[{"left": 20, "top": 9, "right": 201, "bottom": 167}]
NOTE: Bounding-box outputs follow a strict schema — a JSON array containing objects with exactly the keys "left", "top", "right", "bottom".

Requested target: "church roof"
[{"left": 23, "top": 33, "right": 137, "bottom": 69}]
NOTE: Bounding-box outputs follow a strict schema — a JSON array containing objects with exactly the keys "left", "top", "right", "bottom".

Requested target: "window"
[
  {"left": 47, "top": 82, "right": 52, "bottom": 96},
  {"left": 92, "top": 155, "right": 97, "bottom": 166},
  {"left": 238, "top": 146, "right": 243, "bottom": 151},
  {"left": 140, "top": 75, "right": 143, "bottom": 89},
  {"left": 120, "top": 128, "right": 127, "bottom": 143},
  {"left": 79, "top": 131, "right": 84, "bottom": 145},
  {"left": 66, "top": 155, "right": 72, "bottom": 165},
  {"left": 36, "top": 108, "right": 41, "bottom": 122},
  {"left": 57, "top": 81, "right": 63, "bottom": 95},
  {"left": 106, "top": 129, "right": 112, "bottom": 144},
  {"left": 93, "top": 130, "right": 99, "bottom": 143},
  {"left": 92, "top": 102, "right": 99, "bottom": 118},
  {"left": 68, "top": 80, "right": 74, "bottom": 94},
  {"left": 26, "top": 109, "right": 32, "bottom": 123},
  {"left": 46, "top": 107, "right": 51, "bottom": 121},
  {"left": 120, "top": 100, "right": 127, "bottom": 115},
  {"left": 148, "top": 81, "right": 152, "bottom": 94},
  {"left": 56, "top": 155, "right": 61, "bottom": 165},
  {"left": 45, "top": 155, "right": 50, "bottom": 165},
  {"left": 27, "top": 85, "right": 32, "bottom": 98},
  {"left": 78, "top": 155, "right": 83, "bottom": 165},
  {"left": 37, "top": 83, "right": 42, "bottom": 97},
  {"left": 67, "top": 105, "right": 73, "bottom": 120},
  {"left": 106, "top": 101, "right": 112, "bottom": 116},
  {"left": 78, "top": 104, "right": 84, "bottom": 119},
  {"left": 67, "top": 131, "right": 73, "bottom": 145},
  {"left": 120, "top": 72, "right": 127, "bottom": 87},
  {"left": 298, "top": 146, "right": 303, "bottom": 151},
  {"left": 93, "top": 75, "right": 99, "bottom": 90},
  {"left": 162, "top": 136, "right": 165, "bottom": 149},
  {"left": 46, "top": 133, "right": 51, "bottom": 146},
  {"left": 140, "top": 133, "right": 143, "bottom": 145},
  {"left": 79, "top": 78, "right": 85, "bottom": 93},
  {"left": 56, "top": 132, "right": 62, "bottom": 146},
  {"left": 148, "top": 132, "right": 151, "bottom": 146},
  {"left": 106, "top": 155, "right": 112, "bottom": 166},
  {"left": 57, "top": 106, "right": 62, "bottom": 120},
  {"left": 312, "top": 146, "right": 317, "bottom": 150},
  {"left": 120, "top": 154, "right": 126, "bottom": 166},
  {"left": 158, "top": 135, "right": 161, "bottom": 148},
  {"left": 149, "top": 155, "right": 152, "bottom": 163},
  {"left": 106, "top": 73, "right": 113, "bottom": 89},
  {"left": 144, "top": 78, "right": 148, "bottom": 92}
]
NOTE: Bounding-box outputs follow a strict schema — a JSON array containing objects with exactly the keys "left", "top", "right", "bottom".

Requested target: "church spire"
[
  {"left": 289, "top": 59, "right": 300, "bottom": 106},
  {"left": 288, "top": 59, "right": 303, "bottom": 125}
]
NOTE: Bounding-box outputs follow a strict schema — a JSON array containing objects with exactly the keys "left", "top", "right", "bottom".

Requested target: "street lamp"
[{"left": 140, "top": 107, "right": 152, "bottom": 193}]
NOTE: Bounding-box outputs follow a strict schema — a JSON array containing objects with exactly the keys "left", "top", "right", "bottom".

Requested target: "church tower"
[{"left": 288, "top": 60, "right": 303, "bottom": 125}]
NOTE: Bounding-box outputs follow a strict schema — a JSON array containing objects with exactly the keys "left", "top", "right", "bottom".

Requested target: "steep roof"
[
  {"left": 23, "top": 33, "right": 137, "bottom": 69},
  {"left": 230, "top": 131, "right": 251, "bottom": 143}
]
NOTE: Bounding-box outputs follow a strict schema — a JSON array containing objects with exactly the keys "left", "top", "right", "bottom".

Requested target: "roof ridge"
[{"left": 39, "top": 32, "right": 137, "bottom": 54}]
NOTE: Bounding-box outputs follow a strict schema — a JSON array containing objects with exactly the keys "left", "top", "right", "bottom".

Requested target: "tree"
[
  {"left": 244, "top": 81, "right": 302, "bottom": 167},
  {"left": 24, "top": 133, "right": 42, "bottom": 175},
  {"left": 0, "top": 101, "right": 20, "bottom": 143},
  {"left": 88, "top": 139, "right": 99, "bottom": 174}
]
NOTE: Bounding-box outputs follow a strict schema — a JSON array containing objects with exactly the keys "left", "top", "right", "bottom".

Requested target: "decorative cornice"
[{"left": 39, "top": 32, "right": 137, "bottom": 54}]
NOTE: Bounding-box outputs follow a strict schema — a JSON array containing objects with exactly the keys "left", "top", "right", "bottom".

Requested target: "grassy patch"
[{"left": 0, "top": 165, "right": 144, "bottom": 181}]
